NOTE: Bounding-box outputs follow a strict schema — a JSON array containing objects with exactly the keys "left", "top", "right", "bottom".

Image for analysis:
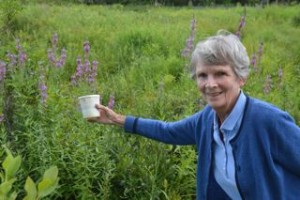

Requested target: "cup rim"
[{"left": 78, "top": 95, "right": 100, "bottom": 100}]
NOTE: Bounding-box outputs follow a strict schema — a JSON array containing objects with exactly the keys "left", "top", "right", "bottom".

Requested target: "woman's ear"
[{"left": 239, "top": 77, "right": 247, "bottom": 87}]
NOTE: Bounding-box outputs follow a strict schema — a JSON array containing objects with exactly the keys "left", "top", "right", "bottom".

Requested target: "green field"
[{"left": 0, "top": 3, "right": 300, "bottom": 199}]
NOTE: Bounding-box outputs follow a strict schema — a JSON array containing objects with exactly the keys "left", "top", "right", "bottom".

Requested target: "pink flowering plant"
[
  {"left": 71, "top": 40, "right": 99, "bottom": 94},
  {"left": 47, "top": 33, "right": 67, "bottom": 68}
]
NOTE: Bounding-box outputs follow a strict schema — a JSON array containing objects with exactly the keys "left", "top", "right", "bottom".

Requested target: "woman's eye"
[
  {"left": 197, "top": 73, "right": 207, "bottom": 78},
  {"left": 216, "top": 72, "right": 226, "bottom": 76}
]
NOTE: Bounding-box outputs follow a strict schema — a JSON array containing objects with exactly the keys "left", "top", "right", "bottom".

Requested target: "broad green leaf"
[
  {"left": 3, "top": 155, "right": 21, "bottom": 181},
  {"left": 8, "top": 191, "right": 17, "bottom": 200},
  {"left": 37, "top": 179, "right": 59, "bottom": 198},
  {"left": 2, "top": 154, "right": 13, "bottom": 171},
  {"left": 42, "top": 166, "right": 58, "bottom": 180},
  {"left": 0, "top": 178, "right": 16, "bottom": 195},
  {"left": 37, "top": 166, "right": 59, "bottom": 198},
  {"left": 24, "top": 177, "right": 37, "bottom": 200}
]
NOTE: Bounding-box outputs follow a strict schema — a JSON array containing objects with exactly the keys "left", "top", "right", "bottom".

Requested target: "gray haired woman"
[{"left": 89, "top": 31, "right": 300, "bottom": 200}]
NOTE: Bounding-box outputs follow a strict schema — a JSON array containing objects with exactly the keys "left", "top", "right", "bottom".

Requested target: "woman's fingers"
[{"left": 91, "top": 104, "right": 115, "bottom": 124}]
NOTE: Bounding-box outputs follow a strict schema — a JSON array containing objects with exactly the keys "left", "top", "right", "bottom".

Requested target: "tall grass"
[{"left": 0, "top": 3, "right": 299, "bottom": 199}]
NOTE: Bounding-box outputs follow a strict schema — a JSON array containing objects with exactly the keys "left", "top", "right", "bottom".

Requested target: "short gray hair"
[{"left": 191, "top": 30, "right": 250, "bottom": 80}]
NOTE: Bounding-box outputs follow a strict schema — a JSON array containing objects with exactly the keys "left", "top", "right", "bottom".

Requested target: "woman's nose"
[{"left": 205, "top": 76, "right": 217, "bottom": 88}]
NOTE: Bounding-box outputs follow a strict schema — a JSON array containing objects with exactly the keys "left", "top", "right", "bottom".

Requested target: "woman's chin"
[{"left": 208, "top": 102, "right": 225, "bottom": 112}]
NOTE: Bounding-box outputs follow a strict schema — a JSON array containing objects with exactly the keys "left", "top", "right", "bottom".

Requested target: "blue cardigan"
[{"left": 124, "top": 96, "right": 300, "bottom": 200}]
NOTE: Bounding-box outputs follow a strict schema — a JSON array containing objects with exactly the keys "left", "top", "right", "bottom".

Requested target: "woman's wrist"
[{"left": 113, "top": 114, "right": 126, "bottom": 127}]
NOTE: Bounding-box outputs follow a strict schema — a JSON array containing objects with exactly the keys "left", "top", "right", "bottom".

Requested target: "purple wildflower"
[
  {"left": 108, "top": 94, "right": 115, "bottom": 109},
  {"left": 263, "top": 74, "right": 272, "bottom": 94},
  {"left": 181, "top": 16, "right": 196, "bottom": 58},
  {"left": 84, "top": 60, "right": 91, "bottom": 74},
  {"left": 71, "top": 56, "right": 83, "bottom": 85},
  {"left": 75, "top": 56, "right": 84, "bottom": 78},
  {"left": 48, "top": 33, "right": 67, "bottom": 68},
  {"left": 55, "top": 61, "right": 63, "bottom": 68},
  {"left": 7, "top": 52, "right": 18, "bottom": 67},
  {"left": 14, "top": 39, "right": 27, "bottom": 67},
  {"left": 258, "top": 42, "right": 264, "bottom": 57},
  {"left": 278, "top": 66, "right": 283, "bottom": 80},
  {"left": 18, "top": 51, "right": 27, "bottom": 66},
  {"left": 87, "top": 61, "right": 98, "bottom": 84},
  {"left": 56, "top": 48, "right": 67, "bottom": 68},
  {"left": 51, "top": 33, "right": 58, "bottom": 49},
  {"left": 236, "top": 15, "right": 246, "bottom": 39},
  {"left": 58, "top": 48, "right": 67, "bottom": 67},
  {"left": 5, "top": 39, "right": 27, "bottom": 69},
  {"left": 16, "top": 38, "right": 21, "bottom": 51},
  {"left": 48, "top": 49, "right": 56, "bottom": 64},
  {"left": 71, "top": 41, "right": 99, "bottom": 86},
  {"left": 0, "top": 61, "right": 6, "bottom": 82},
  {"left": 83, "top": 41, "right": 90, "bottom": 59},
  {"left": 238, "top": 16, "right": 246, "bottom": 30},
  {"left": 71, "top": 75, "right": 77, "bottom": 86},
  {"left": 39, "top": 75, "right": 48, "bottom": 105},
  {"left": 250, "top": 53, "right": 257, "bottom": 71},
  {"left": 251, "top": 42, "right": 264, "bottom": 72},
  {"left": 0, "top": 114, "right": 4, "bottom": 123},
  {"left": 77, "top": 56, "right": 82, "bottom": 65}
]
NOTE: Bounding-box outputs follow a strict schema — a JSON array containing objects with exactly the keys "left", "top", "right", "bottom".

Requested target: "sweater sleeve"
[
  {"left": 124, "top": 114, "right": 199, "bottom": 145},
  {"left": 272, "top": 111, "right": 300, "bottom": 176}
]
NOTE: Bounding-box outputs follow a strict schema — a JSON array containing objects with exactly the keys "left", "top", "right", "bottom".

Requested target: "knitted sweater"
[{"left": 124, "top": 96, "right": 300, "bottom": 200}]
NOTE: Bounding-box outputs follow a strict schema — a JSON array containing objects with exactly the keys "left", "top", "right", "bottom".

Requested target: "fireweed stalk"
[
  {"left": 39, "top": 74, "right": 48, "bottom": 105},
  {"left": 181, "top": 15, "right": 196, "bottom": 58},
  {"left": 108, "top": 94, "right": 115, "bottom": 109},
  {"left": 47, "top": 33, "right": 67, "bottom": 68},
  {"left": 0, "top": 61, "right": 6, "bottom": 122},
  {"left": 15, "top": 38, "right": 27, "bottom": 67},
  {"left": 250, "top": 42, "right": 264, "bottom": 72},
  {"left": 2, "top": 39, "right": 28, "bottom": 138},
  {"left": 0, "top": 61, "right": 6, "bottom": 82},
  {"left": 6, "top": 38, "right": 27, "bottom": 70},
  {"left": 235, "top": 15, "right": 246, "bottom": 39},
  {"left": 71, "top": 41, "right": 98, "bottom": 86},
  {"left": 250, "top": 53, "right": 257, "bottom": 71},
  {"left": 87, "top": 61, "right": 98, "bottom": 84},
  {"left": 235, "top": 8, "right": 246, "bottom": 39},
  {"left": 263, "top": 74, "right": 272, "bottom": 94}
]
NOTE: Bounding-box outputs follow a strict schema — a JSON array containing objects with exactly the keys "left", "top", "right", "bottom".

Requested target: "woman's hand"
[{"left": 87, "top": 104, "right": 125, "bottom": 127}]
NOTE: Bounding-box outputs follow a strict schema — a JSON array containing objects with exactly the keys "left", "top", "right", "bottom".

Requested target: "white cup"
[{"left": 78, "top": 95, "right": 101, "bottom": 118}]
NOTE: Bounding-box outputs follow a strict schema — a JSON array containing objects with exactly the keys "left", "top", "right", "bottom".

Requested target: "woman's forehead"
[{"left": 196, "top": 64, "right": 233, "bottom": 72}]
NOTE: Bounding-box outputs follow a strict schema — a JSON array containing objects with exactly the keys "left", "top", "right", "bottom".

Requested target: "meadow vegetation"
[{"left": 0, "top": 2, "right": 299, "bottom": 199}]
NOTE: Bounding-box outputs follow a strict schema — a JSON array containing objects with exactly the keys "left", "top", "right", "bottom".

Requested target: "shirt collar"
[{"left": 214, "top": 91, "right": 247, "bottom": 132}]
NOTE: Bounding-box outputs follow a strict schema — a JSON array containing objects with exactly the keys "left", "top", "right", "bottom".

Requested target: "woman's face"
[{"left": 195, "top": 64, "right": 245, "bottom": 115}]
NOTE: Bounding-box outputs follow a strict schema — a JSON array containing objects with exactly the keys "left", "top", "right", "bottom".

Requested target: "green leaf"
[
  {"left": 42, "top": 166, "right": 58, "bottom": 180},
  {"left": 2, "top": 153, "right": 22, "bottom": 181},
  {"left": 8, "top": 191, "right": 17, "bottom": 200},
  {"left": 37, "top": 166, "right": 59, "bottom": 198},
  {"left": 0, "top": 178, "right": 16, "bottom": 196},
  {"left": 37, "top": 179, "right": 59, "bottom": 198},
  {"left": 24, "top": 177, "right": 37, "bottom": 200}
]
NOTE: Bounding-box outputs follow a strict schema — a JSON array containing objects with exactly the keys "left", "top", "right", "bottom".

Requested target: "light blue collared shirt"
[{"left": 213, "top": 92, "right": 246, "bottom": 200}]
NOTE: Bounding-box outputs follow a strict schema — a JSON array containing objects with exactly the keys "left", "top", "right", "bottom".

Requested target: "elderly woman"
[{"left": 90, "top": 31, "right": 300, "bottom": 199}]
